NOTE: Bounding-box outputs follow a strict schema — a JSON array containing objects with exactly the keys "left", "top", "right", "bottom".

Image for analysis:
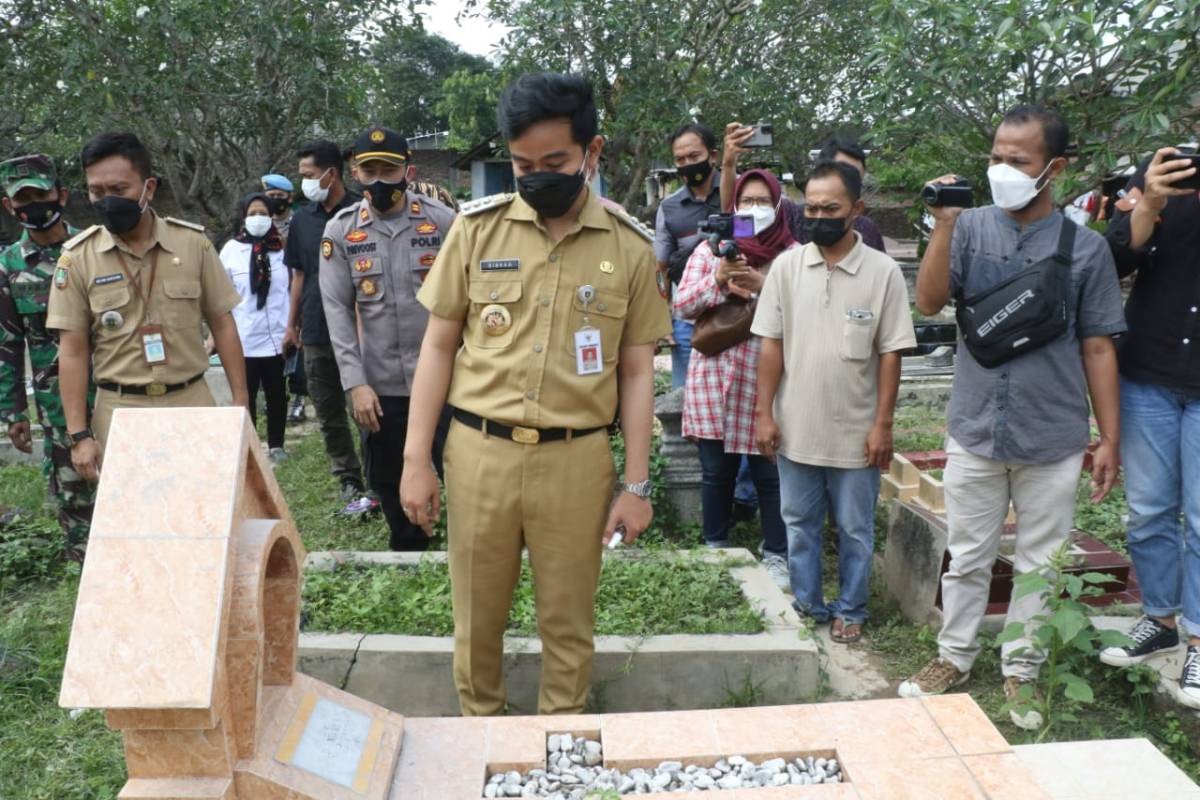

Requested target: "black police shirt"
[{"left": 283, "top": 191, "right": 361, "bottom": 346}]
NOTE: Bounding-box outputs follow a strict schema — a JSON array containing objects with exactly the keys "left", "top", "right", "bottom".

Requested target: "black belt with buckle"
[
  {"left": 97, "top": 372, "right": 207, "bottom": 397},
  {"left": 452, "top": 408, "right": 604, "bottom": 444}
]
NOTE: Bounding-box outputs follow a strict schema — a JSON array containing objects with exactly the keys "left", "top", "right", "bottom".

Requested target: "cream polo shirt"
[{"left": 751, "top": 233, "right": 916, "bottom": 468}]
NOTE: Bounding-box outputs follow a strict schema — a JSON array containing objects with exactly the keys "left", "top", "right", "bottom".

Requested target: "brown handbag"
[{"left": 690, "top": 295, "right": 757, "bottom": 356}]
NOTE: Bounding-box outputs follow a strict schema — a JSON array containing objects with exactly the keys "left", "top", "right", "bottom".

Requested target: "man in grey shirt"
[
  {"left": 320, "top": 126, "right": 456, "bottom": 551},
  {"left": 898, "top": 106, "right": 1126, "bottom": 731},
  {"left": 655, "top": 123, "right": 723, "bottom": 390}
]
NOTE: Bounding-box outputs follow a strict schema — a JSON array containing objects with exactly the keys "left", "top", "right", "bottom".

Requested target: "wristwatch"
[
  {"left": 68, "top": 428, "right": 93, "bottom": 445},
  {"left": 621, "top": 479, "right": 653, "bottom": 499}
]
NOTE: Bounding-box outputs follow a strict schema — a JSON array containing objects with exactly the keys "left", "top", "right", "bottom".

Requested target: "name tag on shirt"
[
  {"left": 94, "top": 273, "right": 124, "bottom": 286},
  {"left": 575, "top": 328, "right": 603, "bottom": 375},
  {"left": 480, "top": 258, "right": 520, "bottom": 272}
]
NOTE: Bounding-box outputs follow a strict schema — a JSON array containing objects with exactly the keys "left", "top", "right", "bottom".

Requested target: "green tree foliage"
[
  {"left": 476, "top": 0, "right": 874, "bottom": 211},
  {"left": 372, "top": 25, "right": 498, "bottom": 139},
  {"left": 863, "top": 0, "right": 1200, "bottom": 193},
  {"left": 0, "top": 0, "right": 422, "bottom": 230},
  {"left": 437, "top": 67, "right": 505, "bottom": 150}
]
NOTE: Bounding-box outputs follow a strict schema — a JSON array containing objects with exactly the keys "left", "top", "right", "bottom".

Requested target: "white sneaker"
[{"left": 762, "top": 554, "right": 790, "bottom": 591}]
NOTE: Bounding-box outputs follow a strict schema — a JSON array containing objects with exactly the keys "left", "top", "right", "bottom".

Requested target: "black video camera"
[
  {"left": 921, "top": 176, "right": 974, "bottom": 208},
  {"left": 698, "top": 213, "right": 754, "bottom": 259}
]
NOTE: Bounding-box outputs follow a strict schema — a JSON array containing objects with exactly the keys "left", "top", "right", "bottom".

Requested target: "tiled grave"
[{"left": 390, "top": 694, "right": 1048, "bottom": 799}]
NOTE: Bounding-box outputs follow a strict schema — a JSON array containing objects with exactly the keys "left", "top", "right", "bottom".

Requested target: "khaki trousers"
[
  {"left": 93, "top": 380, "right": 216, "bottom": 447},
  {"left": 444, "top": 418, "right": 614, "bottom": 716},
  {"left": 937, "top": 436, "right": 1084, "bottom": 680}
]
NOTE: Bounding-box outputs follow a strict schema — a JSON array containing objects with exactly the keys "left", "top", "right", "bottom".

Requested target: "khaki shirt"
[
  {"left": 320, "top": 192, "right": 457, "bottom": 396},
  {"left": 46, "top": 213, "right": 240, "bottom": 386},
  {"left": 751, "top": 234, "right": 916, "bottom": 468},
  {"left": 418, "top": 191, "right": 671, "bottom": 429}
]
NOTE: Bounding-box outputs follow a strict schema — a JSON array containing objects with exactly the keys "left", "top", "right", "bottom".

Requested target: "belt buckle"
[
  {"left": 146, "top": 382, "right": 168, "bottom": 397},
  {"left": 511, "top": 426, "right": 540, "bottom": 444}
]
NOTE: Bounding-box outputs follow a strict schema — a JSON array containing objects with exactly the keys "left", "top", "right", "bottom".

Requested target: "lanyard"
[{"left": 114, "top": 248, "right": 159, "bottom": 324}]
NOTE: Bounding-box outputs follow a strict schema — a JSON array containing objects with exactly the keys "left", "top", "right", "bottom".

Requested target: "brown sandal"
[{"left": 830, "top": 618, "right": 863, "bottom": 644}]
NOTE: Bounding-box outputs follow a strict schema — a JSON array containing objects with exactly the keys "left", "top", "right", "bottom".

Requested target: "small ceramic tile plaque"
[{"left": 277, "top": 693, "right": 384, "bottom": 792}]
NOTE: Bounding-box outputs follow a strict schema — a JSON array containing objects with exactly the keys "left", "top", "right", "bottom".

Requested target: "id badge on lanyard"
[
  {"left": 116, "top": 250, "right": 168, "bottom": 365},
  {"left": 574, "top": 284, "right": 603, "bottom": 376}
]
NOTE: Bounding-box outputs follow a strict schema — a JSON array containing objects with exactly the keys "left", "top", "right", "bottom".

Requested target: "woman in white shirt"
[{"left": 219, "top": 192, "right": 290, "bottom": 462}]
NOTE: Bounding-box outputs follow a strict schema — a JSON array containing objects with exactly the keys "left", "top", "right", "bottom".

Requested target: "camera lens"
[{"left": 920, "top": 184, "right": 940, "bottom": 205}]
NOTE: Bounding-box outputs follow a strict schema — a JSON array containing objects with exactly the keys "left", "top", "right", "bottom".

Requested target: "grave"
[
  {"left": 880, "top": 450, "right": 1140, "bottom": 626},
  {"left": 56, "top": 408, "right": 1198, "bottom": 799},
  {"left": 58, "top": 408, "right": 404, "bottom": 799}
]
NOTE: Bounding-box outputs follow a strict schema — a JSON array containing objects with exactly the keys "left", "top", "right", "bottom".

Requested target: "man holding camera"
[
  {"left": 1099, "top": 145, "right": 1200, "bottom": 707},
  {"left": 655, "top": 123, "right": 723, "bottom": 389},
  {"left": 898, "top": 106, "right": 1126, "bottom": 730}
]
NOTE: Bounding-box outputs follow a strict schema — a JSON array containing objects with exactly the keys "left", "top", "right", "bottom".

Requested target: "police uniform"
[
  {"left": 320, "top": 125, "right": 458, "bottom": 549},
  {"left": 417, "top": 189, "right": 671, "bottom": 715},
  {"left": 0, "top": 154, "right": 96, "bottom": 553},
  {"left": 46, "top": 212, "right": 241, "bottom": 445}
]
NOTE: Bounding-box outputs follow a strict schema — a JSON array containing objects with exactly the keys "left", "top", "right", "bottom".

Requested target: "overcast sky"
[{"left": 421, "top": 1, "right": 509, "bottom": 60}]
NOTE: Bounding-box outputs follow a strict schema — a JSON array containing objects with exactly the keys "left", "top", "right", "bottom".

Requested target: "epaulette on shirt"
[
  {"left": 62, "top": 225, "right": 102, "bottom": 251},
  {"left": 332, "top": 203, "right": 360, "bottom": 221},
  {"left": 460, "top": 193, "right": 515, "bottom": 217},
  {"left": 603, "top": 205, "right": 654, "bottom": 242},
  {"left": 165, "top": 216, "right": 205, "bottom": 232}
]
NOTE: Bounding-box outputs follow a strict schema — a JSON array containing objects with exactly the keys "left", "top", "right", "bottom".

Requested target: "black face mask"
[
  {"left": 802, "top": 216, "right": 851, "bottom": 247},
  {"left": 93, "top": 182, "right": 148, "bottom": 235},
  {"left": 12, "top": 199, "right": 63, "bottom": 231},
  {"left": 517, "top": 164, "right": 586, "bottom": 219},
  {"left": 363, "top": 179, "right": 407, "bottom": 212},
  {"left": 677, "top": 159, "right": 713, "bottom": 187},
  {"left": 265, "top": 196, "right": 290, "bottom": 216}
]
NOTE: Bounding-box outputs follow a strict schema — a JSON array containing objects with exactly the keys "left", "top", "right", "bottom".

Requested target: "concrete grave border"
[{"left": 298, "top": 548, "right": 820, "bottom": 716}]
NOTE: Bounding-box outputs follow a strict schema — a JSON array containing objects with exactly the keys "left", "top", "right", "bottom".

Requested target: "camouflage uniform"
[{"left": 0, "top": 156, "right": 95, "bottom": 554}]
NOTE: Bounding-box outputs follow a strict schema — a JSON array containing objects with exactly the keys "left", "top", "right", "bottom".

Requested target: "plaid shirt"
[{"left": 674, "top": 242, "right": 795, "bottom": 454}]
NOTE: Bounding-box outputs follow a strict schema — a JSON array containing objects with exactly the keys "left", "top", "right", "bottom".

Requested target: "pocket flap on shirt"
[
  {"left": 468, "top": 280, "right": 523, "bottom": 304},
  {"left": 162, "top": 280, "right": 201, "bottom": 299},
  {"left": 572, "top": 290, "right": 628, "bottom": 318},
  {"left": 88, "top": 286, "right": 132, "bottom": 312}
]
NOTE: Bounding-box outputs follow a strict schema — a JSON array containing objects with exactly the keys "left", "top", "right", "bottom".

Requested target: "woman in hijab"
[
  {"left": 219, "top": 191, "right": 290, "bottom": 463},
  {"left": 675, "top": 169, "right": 796, "bottom": 586}
]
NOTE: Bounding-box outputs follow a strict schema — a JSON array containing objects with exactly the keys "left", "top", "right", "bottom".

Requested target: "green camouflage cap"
[{"left": 0, "top": 154, "right": 58, "bottom": 196}]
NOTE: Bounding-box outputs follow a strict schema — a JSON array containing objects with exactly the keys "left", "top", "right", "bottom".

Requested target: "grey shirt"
[
  {"left": 654, "top": 175, "right": 722, "bottom": 321},
  {"left": 948, "top": 206, "right": 1126, "bottom": 464},
  {"left": 319, "top": 192, "right": 457, "bottom": 397}
]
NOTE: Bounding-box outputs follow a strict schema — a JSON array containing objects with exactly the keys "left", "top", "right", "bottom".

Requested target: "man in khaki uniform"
[
  {"left": 47, "top": 132, "right": 247, "bottom": 479},
  {"left": 401, "top": 72, "right": 671, "bottom": 715},
  {"left": 320, "top": 125, "right": 456, "bottom": 550}
]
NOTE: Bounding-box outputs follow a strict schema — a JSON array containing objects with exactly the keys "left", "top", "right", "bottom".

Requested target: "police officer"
[
  {"left": 401, "top": 73, "right": 672, "bottom": 715},
  {"left": 0, "top": 154, "right": 96, "bottom": 556},
  {"left": 320, "top": 126, "right": 456, "bottom": 551},
  {"left": 47, "top": 132, "right": 248, "bottom": 480}
]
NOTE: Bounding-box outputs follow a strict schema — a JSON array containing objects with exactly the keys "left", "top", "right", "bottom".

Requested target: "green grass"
[{"left": 302, "top": 557, "right": 766, "bottom": 637}]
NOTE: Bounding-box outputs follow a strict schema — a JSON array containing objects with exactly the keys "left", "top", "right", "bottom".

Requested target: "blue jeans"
[
  {"left": 777, "top": 456, "right": 880, "bottom": 624},
  {"left": 1120, "top": 377, "right": 1200, "bottom": 638},
  {"left": 695, "top": 439, "right": 786, "bottom": 556},
  {"left": 671, "top": 318, "right": 693, "bottom": 390},
  {"left": 734, "top": 457, "right": 758, "bottom": 506}
]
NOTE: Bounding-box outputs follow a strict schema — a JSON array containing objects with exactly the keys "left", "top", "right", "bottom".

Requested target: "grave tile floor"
[{"left": 389, "top": 694, "right": 1044, "bottom": 799}]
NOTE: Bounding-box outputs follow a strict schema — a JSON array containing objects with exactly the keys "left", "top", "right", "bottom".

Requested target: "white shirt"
[{"left": 219, "top": 238, "right": 290, "bottom": 358}]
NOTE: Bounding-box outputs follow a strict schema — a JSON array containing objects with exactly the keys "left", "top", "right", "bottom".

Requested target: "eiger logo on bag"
[{"left": 977, "top": 289, "right": 1036, "bottom": 337}]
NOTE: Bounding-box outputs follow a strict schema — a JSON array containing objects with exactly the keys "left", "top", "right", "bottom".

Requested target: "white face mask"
[
  {"left": 987, "top": 161, "right": 1053, "bottom": 211},
  {"left": 244, "top": 215, "right": 272, "bottom": 238},
  {"left": 301, "top": 168, "right": 331, "bottom": 203},
  {"left": 748, "top": 203, "right": 777, "bottom": 235}
]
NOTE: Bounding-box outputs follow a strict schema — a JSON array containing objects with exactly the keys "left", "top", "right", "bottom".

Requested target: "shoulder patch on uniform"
[
  {"left": 459, "top": 193, "right": 515, "bottom": 217},
  {"left": 603, "top": 205, "right": 654, "bottom": 242},
  {"left": 321, "top": 238, "right": 334, "bottom": 259},
  {"left": 62, "top": 225, "right": 102, "bottom": 251},
  {"left": 164, "top": 216, "right": 206, "bottom": 232}
]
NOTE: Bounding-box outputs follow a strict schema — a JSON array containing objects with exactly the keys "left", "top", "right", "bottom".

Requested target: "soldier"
[
  {"left": 47, "top": 132, "right": 248, "bottom": 480},
  {"left": 401, "top": 72, "right": 672, "bottom": 715},
  {"left": 319, "top": 126, "right": 456, "bottom": 551},
  {"left": 0, "top": 154, "right": 96, "bottom": 557}
]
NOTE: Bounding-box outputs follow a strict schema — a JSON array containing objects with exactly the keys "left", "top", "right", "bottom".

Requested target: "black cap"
[{"left": 352, "top": 126, "right": 409, "bottom": 166}]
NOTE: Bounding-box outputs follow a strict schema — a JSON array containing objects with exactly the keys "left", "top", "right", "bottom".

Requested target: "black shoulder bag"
[{"left": 955, "top": 218, "right": 1075, "bottom": 369}]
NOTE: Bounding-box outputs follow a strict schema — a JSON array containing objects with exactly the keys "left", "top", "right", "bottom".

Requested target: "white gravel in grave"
[{"left": 482, "top": 733, "right": 844, "bottom": 797}]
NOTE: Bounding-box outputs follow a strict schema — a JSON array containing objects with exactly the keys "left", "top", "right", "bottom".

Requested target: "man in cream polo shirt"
[{"left": 751, "top": 160, "right": 915, "bottom": 644}]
